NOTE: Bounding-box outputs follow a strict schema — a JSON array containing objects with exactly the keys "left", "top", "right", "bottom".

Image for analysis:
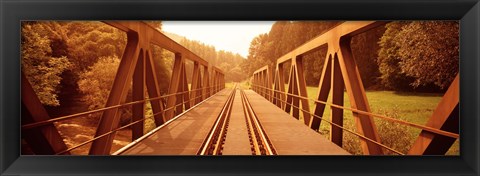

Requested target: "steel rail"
[
  {"left": 240, "top": 89, "right": 276, "bottom": 155},
  {"left": 198, "top": 85, "right": 237, "bottom": 155},
  {"left": 112, "top": 89, "right": 226, "bottom": 155}
]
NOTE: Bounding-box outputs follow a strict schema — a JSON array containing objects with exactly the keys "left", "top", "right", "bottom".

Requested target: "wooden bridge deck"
[
  {"left": 118, "top": 89, "right": 231, "bottom": 155},
  {"left": 243, "top": 90, "right": 349, "bottom": 155},
  {"left": 116, "top": 89, "right": 349, "bottom": 155}
]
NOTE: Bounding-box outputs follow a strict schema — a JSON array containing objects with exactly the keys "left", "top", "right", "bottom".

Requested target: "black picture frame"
[{"left": 1, "top": 0, "right": 479, "bottom": 175}]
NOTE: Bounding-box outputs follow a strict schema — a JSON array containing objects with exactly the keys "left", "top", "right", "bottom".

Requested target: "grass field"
[{"left": 238, "top": 82, "right": 459, "bottom": 155}]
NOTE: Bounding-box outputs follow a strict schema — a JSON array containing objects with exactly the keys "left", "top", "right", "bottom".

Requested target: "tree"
[
  {"left": 77, "top": 56, "right": 121, "bottom": 110},
  {"left": 21, "top": 22, "right": 72, "bottom": 106},
  {"left": 377, "top": 22, "right": 415, "bottom": 90},
  {"left": 377, "top": 21, "right": 459, "bottom": 90},
  {"left": 245, "top": 33, "right": 272, "bottom": 76},
  {"left": 396, "top": 21, "right": 459, "bottom": 89},
  {"left": 65, "top": 21, "right": 127, "bottom": 73},
  {"left": 351, "top": 25, "right": 386, "bottom": 88}
]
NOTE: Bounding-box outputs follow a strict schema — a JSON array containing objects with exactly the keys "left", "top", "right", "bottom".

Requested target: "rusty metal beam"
[
  {"left": 294, "top": 56, "right": 312, "bottom": 125},
  {"left": 104, "top": 21, "right": 208, "bottom": 67},
  {"left": 191, "top": 62, "right": 201, "bottom": 106},
  {"left": 21, "top": 72, "right": 70, "bottom": 155},
  {"left": 145, "top": 50, "right": 165, "bottom": 126},
  {"left": 132, "top": 49, "right": 145, "bottom": 140},
  {"left": 276, "top": 64, "right": 286, "bottom": 109},
  {"left": 90, "top": 31, "right": 140, "bottom": 155},
  {"left": 310, "top": 54, "right": 332, "bottom": 131},
  {"left": 330, "top": 54, "right": 345, "bottom": 147},
  {"left": 338, "top": 37, "right": 383, "bottom": 155},
  {"left": 252, "top": 21, "right": 386, "bottom": 155},
  {"left": 203, "top": 66, "right": 210, "bottom": 99},
  {"left": 182, "top": 62, "right": 191, "bottom": 110},
  {"left": 175, "top": 62, "right": 186, "bottom": 116},
  {"left": 276, "top": 21, "right": 385, "bottom": 65},
  {"left": 165, "top": 53, "right": 183, "bottom": 120},
  {"left": 408, "top": 74, "right": 459, "bottom": 155}
]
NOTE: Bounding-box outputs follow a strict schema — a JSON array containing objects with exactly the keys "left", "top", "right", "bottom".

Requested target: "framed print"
[{"left": 1, "top": 0, "right": 479, "bottom": 175}]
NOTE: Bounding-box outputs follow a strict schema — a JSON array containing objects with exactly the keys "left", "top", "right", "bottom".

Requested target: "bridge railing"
[
  {"left": 251, "top": 21, "right": 459, "bottom": 155},
  {"left": 21, "top": 21, "right": 225, "bottom": 155}
]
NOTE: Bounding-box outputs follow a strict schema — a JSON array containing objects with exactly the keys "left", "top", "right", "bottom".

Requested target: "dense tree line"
[
  {"left": 244, "top": 21, "right": 459, "bottom": 91},
  {"left": 165, "top": 32, "right": 247, "bottom": 82},
  {"left": 22, "top": 21, "right": 248, "bottom": 113}
]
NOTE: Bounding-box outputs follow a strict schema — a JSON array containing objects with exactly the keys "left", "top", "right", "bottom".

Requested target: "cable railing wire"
[
  {"left": 22, "top": 85, "right": 220, "bottom": 130},
  {"left": 53, "top": 87, "right": 224, "bottom": 155},
  {"left": 251, "top": 84, "right": 459, "bottom": 138},
  {"left": 250, "top": 83, "right": 458, "bottom": 155}
]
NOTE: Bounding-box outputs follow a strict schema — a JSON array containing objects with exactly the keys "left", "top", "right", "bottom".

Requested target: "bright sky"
[{"left": 162, "top": 21, "right": 275, "bottom": 58}]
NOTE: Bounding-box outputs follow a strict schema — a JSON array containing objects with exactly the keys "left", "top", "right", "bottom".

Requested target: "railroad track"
[
  {"left": 198, "top": 84, "right": 276, "bottom": 155},
  {"left": 240, "top": 89, "right": 276, "bottom": 155},
  {"left": 197, "top": 84, "right": 237, "bottom": 155}
]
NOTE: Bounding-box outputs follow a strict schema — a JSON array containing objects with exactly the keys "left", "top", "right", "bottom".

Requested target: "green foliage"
[
  {"left": 305, "top": 86, "right": 458, "bottom": 155},
  {"left": 243, "top": 33, "right": 272, "bottom": 76},
  {"left": 168, "top": 34, "right": 247, "bottom": 82},
  {"left": 65, "top": 21, "right": 127, "bottom": 73},
  {"left": 351, "top": 26, "right": 386, "bottom": 88},
  {"left": 377, "top": 21, "right": 459, "bottom": 90},
  {"left": 21, "top": 22, "right": 72, "bottom": 106},
  {"left": 150, "top": 45, "right": 173, "bottom": 94},
  {"left": 77, "top": 56, "right": 121, "bottom": 110},
  {"left": 244, "top": 21, "right": 340, "bottom": 86},
  {"left": 396, "top": 21, "right": 459, "bottom": 89},
  {"left": 374, "top": 107, "right": 414, "bottom": 155}
]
